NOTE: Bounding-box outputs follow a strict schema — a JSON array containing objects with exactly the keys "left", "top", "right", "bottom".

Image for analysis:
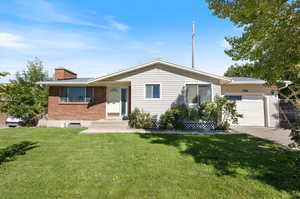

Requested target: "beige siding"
[
  {"left": 222, "top": 84, "right": 279, "bottom": 127},
  {"left": 222, "top": 84, "right": 273, "bottom": 95},
  {"left": 106, "top": 64, "right": 221, "bottom": 116}
]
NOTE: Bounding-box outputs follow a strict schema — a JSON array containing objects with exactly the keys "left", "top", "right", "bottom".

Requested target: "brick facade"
[
  {"left": 48, "top": 87, "right": 106, "bottom": 120},
  {"left": 54, "top": 68, "right": 77, "bottom": 80}
]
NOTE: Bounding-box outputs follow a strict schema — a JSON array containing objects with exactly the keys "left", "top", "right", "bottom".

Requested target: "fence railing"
[{"left": 150, "top": 119, "right": 216, "bottom": 130}]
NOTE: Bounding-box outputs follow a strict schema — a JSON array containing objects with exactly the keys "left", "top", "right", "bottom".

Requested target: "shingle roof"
[
  {"left": 37, "top": 78, "right": 94, "bottom": 85},
  {"left": 227, "top": 77, "right": 264, "bottom": 82}
]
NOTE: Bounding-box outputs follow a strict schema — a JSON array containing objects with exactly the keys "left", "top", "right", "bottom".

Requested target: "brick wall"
[
  {"left": 48, "top": 87, "right": 106, "bottom": 120},
  {"left": 54, "top": 68, "right": 77, "bottom": 80}
]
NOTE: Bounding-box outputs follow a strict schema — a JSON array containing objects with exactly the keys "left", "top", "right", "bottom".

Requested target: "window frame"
[
  {"left": 144, "top": 83, "right": 161, "bottom": 100},
  {"left": 184, "top": 83, "right": 213, "bottom": 106},
  {"left": 59, "top": 87, "right": 95, "bottom": 103},
  {"left": 225, "top": 95, "right": 242, "bottom": 101}
]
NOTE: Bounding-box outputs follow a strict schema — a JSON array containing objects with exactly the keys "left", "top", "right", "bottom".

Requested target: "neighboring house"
[{"left": 38, "top": 60, "right": 280, "bottom": 128}]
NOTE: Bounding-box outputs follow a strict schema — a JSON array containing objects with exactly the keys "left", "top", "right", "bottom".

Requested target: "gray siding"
[{"left": 106, "top": 64, "right": 222, "bottom": 116}]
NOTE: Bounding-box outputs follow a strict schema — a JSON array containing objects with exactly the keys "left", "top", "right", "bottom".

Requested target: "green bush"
[
  {"left": 289, "top": 122, "right": 300, "bottom": 148},
  {"left": 215, "top": 122, "right": 230, "bottom": 130},
  {"left": 159, "top": 104, "right": 199, "bottom": 130},
  {"left": 199, "top": 96, "right": 242, "bottom": 130},
  {"left": 128, "top": 108, "right": 152, "bottom": 129}
]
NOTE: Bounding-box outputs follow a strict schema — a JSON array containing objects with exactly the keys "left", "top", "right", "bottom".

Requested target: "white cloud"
[
  {"left": 105, "top": 16, "right": 130, "bottom": 31},
  {"left": 220, "top": 39, "right": 231, "bottom": 49},
  {"left": 0, "top": 32, "right": 28, "bottom": 49},
  {"left": 12, "top": 0, "right": 109, "bottom": 29}
]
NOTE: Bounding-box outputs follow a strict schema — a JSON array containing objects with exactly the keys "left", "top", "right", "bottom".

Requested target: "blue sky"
[{"left": 0, "top": 0, "right": 241, "bottom": 82}]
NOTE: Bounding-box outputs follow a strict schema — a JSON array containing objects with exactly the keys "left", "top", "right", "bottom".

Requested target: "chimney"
[{"left": 54, "top": 68, "right": 77, "bottom": 80}]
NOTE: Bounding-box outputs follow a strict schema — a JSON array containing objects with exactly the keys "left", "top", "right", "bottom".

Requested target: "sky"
[{"left": 0, "top": 0, "right": 241, "bottom": 82}]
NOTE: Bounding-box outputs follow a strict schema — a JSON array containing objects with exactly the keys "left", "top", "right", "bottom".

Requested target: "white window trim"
[
  {"left": 184, "top": 83, "right": 213, "bottom": 106},
  {"left": 144, "top": 83, "right": 161, "bottom": 100}
]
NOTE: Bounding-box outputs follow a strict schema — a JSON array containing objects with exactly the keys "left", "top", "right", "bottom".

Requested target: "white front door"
[
  {"left": 107, "top": 87, "right": 128, "bottom": 119},
  {"left": 107, "top": 87, "right": 121, "bottom": 118}
]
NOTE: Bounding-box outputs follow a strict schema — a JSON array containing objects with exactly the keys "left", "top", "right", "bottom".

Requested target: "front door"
[
  {"left": 107, "top": 87, "right": 121, "bottom": 119},
  {"left": 107, "top": 87, "right": 128, "bottom": 119}
]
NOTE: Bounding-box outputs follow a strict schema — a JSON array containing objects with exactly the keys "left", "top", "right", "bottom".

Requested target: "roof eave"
[{"left": 36, "top": 81, "right": 89, "bottom": 86}]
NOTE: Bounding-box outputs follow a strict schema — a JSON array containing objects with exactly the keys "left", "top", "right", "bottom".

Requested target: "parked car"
[{"left": 6, "top": 117, "right": 23, "bottom": 127}]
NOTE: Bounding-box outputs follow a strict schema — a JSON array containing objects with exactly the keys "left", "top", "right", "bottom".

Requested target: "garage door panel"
[{"left": 235, "top": 96, "right": 265, "bottom": 126}]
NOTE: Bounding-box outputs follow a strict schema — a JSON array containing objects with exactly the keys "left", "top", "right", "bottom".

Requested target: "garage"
[{"left": 226, "top": 95, "right": 266, "bottom": 126}]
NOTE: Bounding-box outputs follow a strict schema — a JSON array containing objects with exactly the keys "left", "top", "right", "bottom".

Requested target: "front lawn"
[{"left": 0, "top": 128, "right": 299, "bottom": 199}]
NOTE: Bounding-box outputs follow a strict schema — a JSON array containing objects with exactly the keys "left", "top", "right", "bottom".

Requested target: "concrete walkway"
[
  {"left": 231, "top": 126, "right": 293, "bottom": 146},
  {"left": 80, "top": 128, "right": 229, "bottom": 134}
]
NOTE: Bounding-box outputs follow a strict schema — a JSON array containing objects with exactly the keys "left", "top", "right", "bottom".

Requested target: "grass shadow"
[
  {"left": 139, "top": 133, "right": 300, "bottom": 195},
  {"left": 0, "top": 141, "right": 39, "bottom": 164}
]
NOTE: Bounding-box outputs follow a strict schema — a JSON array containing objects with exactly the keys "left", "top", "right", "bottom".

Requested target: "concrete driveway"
[{"left": 232, "top": 126, "right": 293, "bottom": 146}]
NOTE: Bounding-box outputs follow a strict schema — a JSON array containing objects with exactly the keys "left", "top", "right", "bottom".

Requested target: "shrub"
[
  {"left": 159, "top": 104, "right": 199, "bottom": 130},
  {"left": 289, "top": 122, "right": 300, "bottom": 148},
  {"left": 128, "top": 108, "right": 152, "bottom": 129},
  {"left": 160, "top": 108, "right": 184, "bottom": 130},
  {"left": 199, "top": 96, "right": 242, "bottom": 130}
]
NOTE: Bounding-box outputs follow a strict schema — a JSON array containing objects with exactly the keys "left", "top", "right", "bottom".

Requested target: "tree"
[
  {"left": 0, "top": 72, "right": 9, "bottom": 77},
  {"left": 205, "top": 0, "right": 300, "bottom": 147},
  {"left": 206, "top": 0, "right": 300, "bottom": 84},
  {"left": 224, "top": 63, "right": 256, "bottom": 77},
  {"left": 0, "top": 58, "right": 49, "bottom": 126}
]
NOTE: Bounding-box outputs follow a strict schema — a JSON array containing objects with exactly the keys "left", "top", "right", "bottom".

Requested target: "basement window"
[{"left": 60, "top": 87, "right": 95, "bottom": 103}]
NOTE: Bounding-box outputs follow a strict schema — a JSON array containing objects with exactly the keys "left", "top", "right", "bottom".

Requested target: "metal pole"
[{"left": 192, "top": 21, "right": 195, "bottom": 68}]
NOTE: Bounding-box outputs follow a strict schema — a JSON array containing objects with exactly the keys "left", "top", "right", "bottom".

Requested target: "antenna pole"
[{"left": 192, "top": 21, "right": 195, "bottom": 68}]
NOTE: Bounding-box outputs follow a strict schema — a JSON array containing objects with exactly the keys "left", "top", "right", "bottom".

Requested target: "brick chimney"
[{"left": 54, "top": 68, "right": 77, "bottom": 80}]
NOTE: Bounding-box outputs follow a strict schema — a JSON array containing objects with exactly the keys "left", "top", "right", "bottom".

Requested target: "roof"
[
  {"left": 227, "top": 77, "right": 266, "bottom": 84},
  {"left": 88, "top": 60, "right": 231, "bottom": 83},
  {"left": 37, "top": 78, "right": 93, "bottom": 85},
  {"left": 37, "top": 60, "right": 268, "bottom": 86}
]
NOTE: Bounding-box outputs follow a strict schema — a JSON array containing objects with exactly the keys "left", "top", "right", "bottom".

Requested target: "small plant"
[{"left": 128, "top": 108, "right": 152, "bottom": 129}]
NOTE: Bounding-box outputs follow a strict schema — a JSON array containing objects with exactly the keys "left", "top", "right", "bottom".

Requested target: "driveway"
[{"left": 232, "top": 126, "right": 293, "bottom": 146}]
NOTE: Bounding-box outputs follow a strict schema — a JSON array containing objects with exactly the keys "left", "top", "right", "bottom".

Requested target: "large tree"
[
  {"left": 205, "top": 0, "right": 300, "bottom": 147},
  {"left": 206, "top": 0, "right": 299, "bottom": 84},
  {"left": 0, "top": 58, "right": 49, "bottom": 126}
]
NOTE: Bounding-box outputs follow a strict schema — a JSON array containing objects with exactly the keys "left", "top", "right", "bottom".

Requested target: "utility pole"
[{"left": 192, "top": 21, "right": 195, "bottom": 68}]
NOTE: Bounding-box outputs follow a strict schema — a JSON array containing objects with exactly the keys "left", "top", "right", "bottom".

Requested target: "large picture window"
[
  {"left": 186, "top": 84, "right": 212, "bottom": 105},
  {"left": 145, "top": 84, "right": 160, "bottom": 99},
  {"left": 59, "top": 87, "right": 95, "bottom": 103}
]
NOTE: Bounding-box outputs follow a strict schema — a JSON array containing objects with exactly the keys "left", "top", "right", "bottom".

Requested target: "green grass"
[{"left": 0, "top": 128, "right": 299, "bottom": 199}]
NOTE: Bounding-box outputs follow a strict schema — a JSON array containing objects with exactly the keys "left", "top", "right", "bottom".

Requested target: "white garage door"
[{"left": 235, "top": 95, "right": 265, "bottom": 126}]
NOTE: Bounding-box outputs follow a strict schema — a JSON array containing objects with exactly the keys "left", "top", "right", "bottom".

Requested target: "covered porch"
[{"left": 90, "top": 81, "right": 131, "bottom": 120}]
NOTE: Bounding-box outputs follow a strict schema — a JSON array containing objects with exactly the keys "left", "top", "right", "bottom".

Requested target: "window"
[
  {"left": 186, "top": 84, "right": 211, "bottom": 105},
  {"left": 226, "top": 95, "right": 242, "bottom": 101},
  {"left": 59, "top": 87, "right": 95, "bottom": 103},
  {"left": 145, "top": 84, "right": 160, "bottom": 99}
]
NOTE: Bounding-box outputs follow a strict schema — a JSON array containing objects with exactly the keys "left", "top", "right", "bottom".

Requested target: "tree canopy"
[
  {"left": 206, "top": 0, "right": 300, "bottom": 85},
  {"left": 0, "top": 58, "right": 49, "bottom": 126}
]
